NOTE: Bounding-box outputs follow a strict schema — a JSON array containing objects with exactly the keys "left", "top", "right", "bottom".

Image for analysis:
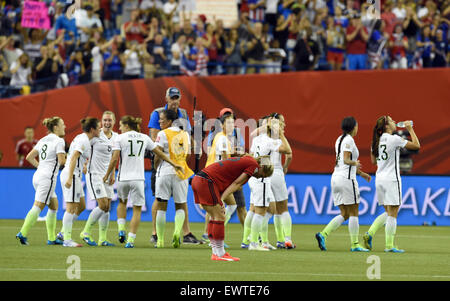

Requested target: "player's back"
[
  {"left": 203, "top": 156, "right": 259, "bottom": 192},
  {"left": 35, "top": 133, "right": 65, "bottom": 178},
  {"left": 116, "top": 131, "right": 153, "bottom": 181}
]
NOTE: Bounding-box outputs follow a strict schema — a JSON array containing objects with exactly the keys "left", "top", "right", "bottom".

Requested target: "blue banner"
[{"left": 1, "top": 168, "right": 449, "bottom": 226}]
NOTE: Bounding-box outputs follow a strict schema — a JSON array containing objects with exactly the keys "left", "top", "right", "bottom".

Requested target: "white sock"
[
  {"left": 250, "top": 213, "right": 264, "bottom": 243},
  {"left": 280, "top": 211, "right": 292, "bottom": 241},
  {"left": 348, "top": 216, "right": 360, "bottom": 245},
  {"left": 385, "top": 216, "right": 397, "bottom": 236},
  {"left": 118, "top": 218, "right": 126, "bottom": 226},
  {"left": 86, "top": 207, "right": 103, "bottom": 229},
  {"left": 98, "top": 211, "right": 110, "bottom": 231},
  {"left": 261, "top": 212, "right": 273, "bottom": 242},
  {"left": 62, "top": 212, "right": 74, "bottom": 241},
  {"left": 244, "top": 210, "right": 254, "bottom": 228}
]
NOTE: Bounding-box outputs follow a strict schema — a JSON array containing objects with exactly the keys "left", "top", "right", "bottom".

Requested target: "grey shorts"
[{"left": 233, "top": 189, "right": 246, "bottom": 208}]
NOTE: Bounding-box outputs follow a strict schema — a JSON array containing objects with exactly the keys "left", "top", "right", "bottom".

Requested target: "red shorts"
[
  {"left": 327, "top": 51, "right": 344, "bottom": 64},
  {"left": 191, "top": 174, "right": 223, "bottom": 207}
]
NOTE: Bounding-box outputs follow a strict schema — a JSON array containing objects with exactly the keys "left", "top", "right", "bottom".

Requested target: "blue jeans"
[{"left": 347, "top": 54, "right": 368, "bottom": 70}]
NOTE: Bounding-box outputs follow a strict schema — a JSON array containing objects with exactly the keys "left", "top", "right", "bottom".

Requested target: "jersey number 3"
[{"left": 379, "top": 144, "right": 388, "bottom": 160}]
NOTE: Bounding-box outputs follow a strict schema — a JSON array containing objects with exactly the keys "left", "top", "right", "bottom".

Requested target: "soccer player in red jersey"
[{"left": 191, "top": 155, "right": 274, "bottom": 261}]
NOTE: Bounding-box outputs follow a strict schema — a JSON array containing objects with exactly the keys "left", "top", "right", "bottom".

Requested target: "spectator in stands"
[
  {"left": 67, "top": 48, "right": 86, "bottom": 85},
  {"left": 180, "top": 18, "right": 197, "bottom": 45},
  {"left": 122, "top": 9, "right": 148, "bottom": 43},
  {"left": 91, "top": 37, "right": 116, "bottom": 82},
  {"left": 418, "top": 0, "right": 437, "bottom": 25},
  {"left": 235, "top": 12, "right": 252, "bottom": 42},
  {"left": 392, "top": 0, "right": 407, "bottom": 21},
  {"left": 103, "top": 37, "right": 124, "bottom": 80},
  {"left": 147, "top": 33, "right": 168, "bottom": 75},
  {"left": 191, "top": 36, "right": 209, "bottom": 76},
  {"left": 163, "top": 0, "right": 180, "bottom": 24},
  {"left": 121, "top": 41, "right": 143, "bottom": 79},
  {"left": 274, "top": 13, "right": 292, "bottom": 51},
  {"left": 326, "top": 18, "right": 346, "bottom": 71},
  {"left": 417, "top": 24, "right": 434, "bottom": 68},
  {"left": 432, "top": 29, "right": 448, "bottom": 67},
  {"left": 431, "top": 13, "right": 449, "bottom": 39},
  {"left": 367, "top": 20, "right": 389, "bottom": 70},
  {"left": 246, "top": 22, "right": 269, "bottom": 74},
  {"left": 203, "top": 23, "right": 221, "bottom": 75},
  {"left": 22, "top": 29, "right": 46, "bottom": 64},
  {"left": 2, "top": 37, "right": 23, "bottom": 85},
  {"left": 389, "top": 24, "right": 409, "bottom": 69},
  {"left": 76, "top": 4, "right": 103, "bottom": 44},
  {"left": 225, "top": 29, "right": 245, "bottom": 74},
  {"left": 15, "top": 126, "right": 38, "bottom": 168},
  {"left": 403, "top": 4, "right": 423, "bottom": 54},
  {"left": 381, "top": 1, "right": 398, "bottom": 36},
  {"left": 54, "top": 2, "right": 78, "bottom": 50},
  {"left": 346, "top": 14, "right": 369, "bottom": 70},
  {"left": 100, "top": 0, "right": 113, "bottom": 30},
  {"left": 170, "top": 34, "right": 188, "bottom": 74},
  {"left": 34, "top": 45, "right": 60, "bottom": 91},
  {"left": 293, "top": 26, "right": 320, "bottom": 71},
  {"left": 248, "top": 0, "right": 266, "bottom": 23},
  {"left": 334, "top": 6, "right": 349, "bottom": 28},
  {"left": 194, "top": 15, "right": 207, "bottom": 38},
  {"left": 10, "top": 53, "right": 32, "bottom": 96},
  {"left": 0, "top": 51, "right": 8, "bottom": 88},
  {"left": 122, "top": 0, "right": 139, "bottom": 24},
  {"left": 111, "top": 0, "right": 124, "bottom": 30}
]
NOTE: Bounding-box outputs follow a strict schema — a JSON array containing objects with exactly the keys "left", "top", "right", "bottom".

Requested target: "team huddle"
[{"left": 15, "top": 88, "right": 420, "bottom": 262}]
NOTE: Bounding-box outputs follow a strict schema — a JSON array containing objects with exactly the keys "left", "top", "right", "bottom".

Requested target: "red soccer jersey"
[
  {"left": 202, "top": 156, "right": 259, "bottom": 193},
  {"left": 15, "top": 139, "right": 38, "bottom": 167}
]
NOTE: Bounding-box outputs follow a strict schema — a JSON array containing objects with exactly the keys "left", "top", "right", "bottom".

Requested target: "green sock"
[
  {"left": 156, "top": 210, "right": 166, "bottom": 244},
  {"left": 260, "top": 212, "right": 272, "bottom": 243},
  {"left": 280, "top": 212, "right": 292, "bottom": 239},
  {"left": 173, "top": 209, "right": 185, "bottom": 238},
  {"left": 385, "top": 216, "right": 397, "bottom": 249},
  {"left": 83, "top": 207, "right": 103, "bottom": 235},
  {"left": 46, "top": 209, "right": 57, "bottom": 241},
  {"left": 368, "top": 212, "right": 388, "bottom": 237},
  {"left": 349, "top": 216, "right": 360, "bottom": 246},
  {"left": 224, "top": 205, "right": 237, "bottom": 226},
  {"left": 127, "top": 233, "right": 136, "bottom": 243},
  {"left": 250, "top": 214, "right": 263, "bottom": 243},
  {"left": 242, "top": 211, "right": 253, "bottom": 244},
  {"left": 98, "top": 211, "right": 109, "bottom": 242},
  {"left": 273, "top": 214, "right": 284, "bottom": 242},
  {"left": 62, "top": 212, "right": 74, "bottom": 241},
  {"left": 321, "top": 215, "right": 345, "bottom": 239},
  {"left": 20, "top": 206, "right": 41, "bottom": 237}
]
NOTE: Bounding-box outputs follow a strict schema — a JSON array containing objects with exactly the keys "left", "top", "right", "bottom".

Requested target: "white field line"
[{"left": 0, "top": 267, "right": 449, "bottom": 279}]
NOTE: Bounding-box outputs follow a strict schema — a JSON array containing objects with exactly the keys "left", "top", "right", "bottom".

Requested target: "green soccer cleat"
[{"left": 363, "top": 232, "right": 373, "bottom": 250}]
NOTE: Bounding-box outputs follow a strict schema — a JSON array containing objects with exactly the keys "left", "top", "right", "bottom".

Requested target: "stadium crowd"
[{"left": 0, "top": 0, "right": 449, "bottom": 98}]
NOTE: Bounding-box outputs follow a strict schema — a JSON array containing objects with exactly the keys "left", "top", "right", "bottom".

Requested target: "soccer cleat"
[
  {"left": 248, "top": 242, "right": 269, "bottom": 251},
  {"left": 201, "top": 234, "right": 210, "bottom": 244},
  {"left": 276, "top": 241, "right": 285, "bottom": 249},
  {"left": 315, "top": 232, "right": 327, "bottom": 251},
  {"left": 223, "top": 252, "right": 240, "bottom": 261},
  {"left": 262, "top": 242, "right": 277, "bottom": 250},
  {"left": 211, "top": 254, "right": 233, "bottom": 261},
  {"left": 118, "top": 231, "right": 126, "bottom": 244},
  {"left": 172, "top": 234, "right": 181, "bottom": 248},
  {"left": 183, "top": 233, "right": 200, "bottom": 245},
  {"left": 156, "top": 240, "right": 164, "bottom": 248},
  {"left": 285, "top": 240, "right": 296, "bottom": 249},
  {"left": 16, "top": 232, "right": 29, "bottom": 245},
  {"left": 384, "top": 247, "right": 405, "bottom": 253},
  {"left": 99, "top": 240, "right": 115, "bottom": 247},
  {"left": 56, "top": 232, "right": 64, "bottom": 241},
  {"left": 47, "top": 239, "right": 64, "bottom": 245},
  {"left": 350, "top": 245, "right": 370, "bottom": 252},
  {"left": 363, "top": 232, "right": 373, "bottom": 250},
  {"left": 240, "top": 242, "right": 249, "bottom": 249},
  {"left": 63, "top": 240, "right": 82, "bottom": 247},
  {"left": 150, "top": 234, "right": 157, "bottom": 243},
  {"left": 124, "top": 242, "right": 134, "bottom": 248},
  {"left": 80, "top": 233, "right": 97, "bottom": 246}
]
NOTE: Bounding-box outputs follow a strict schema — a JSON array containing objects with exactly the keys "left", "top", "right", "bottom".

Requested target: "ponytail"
[
  {"left": 121, "top": 115, "right": 142, "bottom": 132},
  {"left": 81, "top": 117, "right": 100, "bottom": 133},
  {"left": 336, "top": 116, "right": 357, "bottom": 166},
  {"left": 335, "top": 133, "right": 347, "bottom": 166},
  {"left": 371, "top": 116, "right": 387, "bottom": 158}
]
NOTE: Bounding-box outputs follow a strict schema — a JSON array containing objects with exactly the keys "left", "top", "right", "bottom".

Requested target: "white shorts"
[
  {"left": 60, "top": 169, "right": 85, "bottom": 203},
  {"left": 32, "top": 173, "right": 57, "bottom": 205},
  {"left": 155, "top": 174, "right": 188, "bottom": 204},
  {"left": 331, "top": 175, "right": 360, "bottom": 206},
  {"left": 86, "top": 173, "right": 114, "bottom": 200},
  {"left": 249, "top": 177, "right": 274, "bottom": 207},
  {"left": 376, "top": 178, "right": 402, "bottom": 206},
  {"left": 117, "top": 180, "right": 145, "bottom": 206},
  {"left": 270, "top": 168, "right": 288, "bottom": 202}
]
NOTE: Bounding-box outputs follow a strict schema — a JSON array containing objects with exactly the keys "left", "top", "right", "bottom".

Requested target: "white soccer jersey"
[
  {"left": 63, "top": 133, "right": 92, "bottom": 177},
  {"left": 115, "top": 131, "right": 156, "bottom": 181},
  {"left": 88, "top": 130, "right": 118, "bottom": 176},
  {"left": 33, "top": 133, "right": 66, "bottom": 179},
  {"left": 155, "top": 127, "right": 190, "bottom": 176},
  {"left": 250, "top": 133, "right": 282, "bottom": 183},
  {"left": 333, "top": 134, "right": 359, "bottom": 180},
  {"left": 375, "top": 133, "right": 408, "bottom": 182},
  {"left": 214, "top": 134, "right": 231, "bottom": 162}
]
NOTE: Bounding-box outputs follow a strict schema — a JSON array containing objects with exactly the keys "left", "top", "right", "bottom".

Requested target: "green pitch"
[{"left": 1, "top": 219, "right": 449, "bottom": 281}]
